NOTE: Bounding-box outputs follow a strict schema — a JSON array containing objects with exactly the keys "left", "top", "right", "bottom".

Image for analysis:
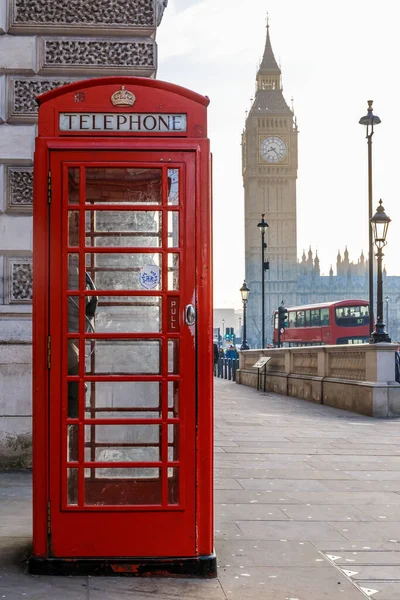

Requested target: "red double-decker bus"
[{"left": 273, "top": 299, "right": 370, "bottom": 346}]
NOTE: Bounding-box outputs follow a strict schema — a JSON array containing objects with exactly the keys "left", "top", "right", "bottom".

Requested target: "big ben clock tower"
[{"left": 242, "top": 23, "right": 298, "bottom": 347}]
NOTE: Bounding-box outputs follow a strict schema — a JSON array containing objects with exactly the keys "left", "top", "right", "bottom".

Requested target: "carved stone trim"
[
  {"left": 0, "top": 76, "right": 6, "bottom": 123},
  {"left": 4, "top": 255, "right": 33, "bottom": 304},
  {"left": 8, "top": 0, "right": 156, "bottom": 36},
  {"left": 38, "top": 37, "right": 156, "bottom": 77},
  {"left": 4, "top": 166, "right": 34, "bottom": 213},
  {"left": 7, "top": 77, "right": 76, "bottom": 123},
  {"left": 0, "top": 1, "right": 6, "bottom": 34}
]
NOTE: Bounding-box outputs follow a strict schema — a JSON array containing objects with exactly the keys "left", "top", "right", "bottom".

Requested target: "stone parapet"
[{"left": 236, "top": 344, "right": 400, "bottom": 417}]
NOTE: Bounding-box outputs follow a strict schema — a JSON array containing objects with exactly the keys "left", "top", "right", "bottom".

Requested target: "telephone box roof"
[{"left": 36, "top": 76, "right": 210, "bottom": 107}]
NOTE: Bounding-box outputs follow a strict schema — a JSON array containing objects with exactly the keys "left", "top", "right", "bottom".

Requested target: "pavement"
[{"left": 2, "top": 378, "right": 400, "bottom": 598}]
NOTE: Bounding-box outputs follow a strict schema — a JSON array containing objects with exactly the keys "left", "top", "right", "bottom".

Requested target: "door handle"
[{"left": 185, "top": 304, "right": 196, "bottom": 326}]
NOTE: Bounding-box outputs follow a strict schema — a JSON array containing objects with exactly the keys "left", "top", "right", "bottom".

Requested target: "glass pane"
[
  {"left": 168, "top": 212, "right": 179, "bottom": 248},
  {"left": 168, "top": 169, "right": 179, "bottom": 205},
  {"left": 67, "top": 339, "right": 80, "bottom": 418},
  {"left": 168, "top": 340, "right": 179, "bottom": 374},
  {"left": 68, "top": 297, "right": 80, "bottom": 333},
  {"left": 85, "top": 253, "right": 161, "bottom": 291},
  {"left": 168, "top": 381, "right": 179, "bottom": 418},
  {"left": 67, "top": 424, "right": 79, "bottom": 462},
  {"left": 85, "top": 424, "right": 161, "bottom": 463},
  {"left": 168, "top": 467, "right": 179, "bottom": 504},
  {"left": 320, "top": 308, "right": 330, "bottom": 325},
  {"left": 168, "top": 424, "right": 179, "bottom": 461},
  {"left": 68, "top": 254, "right": 79, "bottom": 290},
  {"left": 85, "top": 381, "right": 161, "bottom": 419},
  {"left": 85, "top": 211, "right": 162, "bottom": 248},
  {"left": 68, "top": 211, "right": 79, "bottom": 246},
  {"left": 68, "top": 168, "right": 80, "bottom": 205},
  {"left": 297, "top": 310, "right": 305, "bottom": 327},
  {"left": 168, "top": 254, "right": 179, "bottom": 291},
  {"left": 86, "top": 168, "right": 162, "bottom": 205},
  {"left": 92, "top": 296, "right": 161, "bottom": 334},
  {"left": 67, "top": 468, "right": 78, "bottom": 505},
  {"left": 85, "top": 339, "right": 161, "bottom": 375},
  {"left": 84, "top": 468, "right": 161, "bottom": 505}
]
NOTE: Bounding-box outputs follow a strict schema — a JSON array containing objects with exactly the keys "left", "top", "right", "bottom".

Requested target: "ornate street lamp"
[
  {"left": 370, "top": 200, "right": 391, "bottom": 343},
  {"left": 257, "top": 214, "right": 269, "bottom": 348},
  {"left": 359, "top": 100, "right": 381, "bottom": 335},
  {"left": 240, "top": 280, "right": 250, "bottom": 350}
]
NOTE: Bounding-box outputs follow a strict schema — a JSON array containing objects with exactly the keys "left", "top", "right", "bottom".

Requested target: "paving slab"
[
  {"left": 218, "top": 566, "right": 365, "bottom": 599},
  {"left": 87, "top": 577, "right": 226, "bottom": 600},
  {"left": 333, "top": 551, "right": 400, "bottom": 565},
  {"left": 216, "top": 540, "right": 327, "bottom": 568},
  {"left": 354, "top": 581, "right": 400, "bottom": 599},
  {"left": 329, "top": 521, "right": 400, "bottom": 541},
  {"left": 286, "top": 491, "right": 400, "bottom": 505},
  {"left": 280, "top": 504, "right": 372, "bottom": 522},
  {"left": 236, "top": 520, "right": 347, "bottom": 541}
]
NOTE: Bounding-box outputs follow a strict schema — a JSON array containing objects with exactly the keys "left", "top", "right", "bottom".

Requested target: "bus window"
[
  {"left": 311, "top": 309, "right": 320, "bottom": 326},
  {"left": 288, "top": 311, "right": 296, "bottom": 328},
  {"left": 305, "top": 310, "right": 311, "bottom": 327},
  {"left": 297, "top": 310, "right": 305, "bottom": 327},
  {"left": 320, "top": 308, "right": 330, "bottom": 326},
  {"left": 335, "top": 306, "right": 370, "bottom": 326}
]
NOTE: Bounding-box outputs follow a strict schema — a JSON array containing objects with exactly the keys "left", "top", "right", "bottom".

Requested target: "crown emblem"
[{"left": 111, "top": 86, "right": 136, "bottom": 107}]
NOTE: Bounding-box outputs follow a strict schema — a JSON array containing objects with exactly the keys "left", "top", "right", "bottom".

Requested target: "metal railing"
[{"left": 214, "top": 358, "right": 240, "bottom": 382}]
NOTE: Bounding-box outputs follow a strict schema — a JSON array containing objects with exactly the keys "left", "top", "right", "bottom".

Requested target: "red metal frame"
[
  {"left": 32, "top": 77, "right": 214, "bottom": 570},
  {"left": 273, "top": 299, "right": 370, "bottom": 346}
]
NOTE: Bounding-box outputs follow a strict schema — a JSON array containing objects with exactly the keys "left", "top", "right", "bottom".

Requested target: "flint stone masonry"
[
  {"left": 0, "top": 35, "right": 37, "bottom": 74},
  {"left": 38, "top": 38, "right": 156, "bottom": 76},
  {"left": 236, "top": 344, "right": 400, "bottom": 417},
  {"left": 4, "top": 166, "right": 34, "bottom": 211},
  {"left": 8, "top": 77, "right": 74, "bottom": 122},
  {"left": 9, "top": 0, "right": 155, "bottom": 35}
]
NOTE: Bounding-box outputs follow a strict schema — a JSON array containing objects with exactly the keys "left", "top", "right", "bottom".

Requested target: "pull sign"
[{"left": 168, "top": 297, "right": 180, "bottom": 332}]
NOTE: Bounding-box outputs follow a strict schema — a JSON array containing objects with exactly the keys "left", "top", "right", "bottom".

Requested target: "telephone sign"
[{"left": 30, "top": 77, "right": 215, "bottom": 577}]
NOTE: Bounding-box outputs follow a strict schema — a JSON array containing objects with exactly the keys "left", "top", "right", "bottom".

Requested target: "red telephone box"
[{"left": 29, "top": 77, "right": 215, "bottom": 577}]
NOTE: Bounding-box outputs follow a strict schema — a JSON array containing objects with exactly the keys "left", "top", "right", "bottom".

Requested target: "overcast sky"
[{"left": 157, "top": 0, "right": 400, "bottom": 309}]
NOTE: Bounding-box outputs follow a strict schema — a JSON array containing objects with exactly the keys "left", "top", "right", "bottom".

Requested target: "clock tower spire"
[{"left": 242, "top": 22, "right": 298, "bottom": 347}]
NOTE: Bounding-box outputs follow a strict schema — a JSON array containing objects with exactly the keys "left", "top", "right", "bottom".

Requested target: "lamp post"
[
  {"left": 359, "top": 100, "right": 381, "bottom": 335},
  {"left": 370, "top": 200, "right": 391, "bottom": 343},
  {"left": 385, "top": 295, "right": 390, "bottom": 335},
  {"left": 222, "top": 318, "right": 225, "bottom": 343},
  {"left": 240, "top": 281, "right": 250, "bottom": 350},
  {"left": 257, "top": 214, "right": 269, "bottom": 348}
]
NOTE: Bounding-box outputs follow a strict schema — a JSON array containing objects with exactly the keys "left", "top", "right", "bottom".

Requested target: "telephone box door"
[{"left": 48, "top": 149, "right": 196, "bottom": 557}]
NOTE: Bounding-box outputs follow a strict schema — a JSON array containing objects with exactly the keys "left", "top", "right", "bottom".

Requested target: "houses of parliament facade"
[{"left": 242, "top": 25, "right": 400, "bottom": 347}]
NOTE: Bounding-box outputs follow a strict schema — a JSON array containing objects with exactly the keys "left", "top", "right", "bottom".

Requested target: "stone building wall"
[{"left": 0, "top": 0, "right": 166, "bottom": 467}]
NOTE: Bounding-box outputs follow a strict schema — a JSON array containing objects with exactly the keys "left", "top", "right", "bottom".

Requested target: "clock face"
[{"left": 260, "top": 136, "right": 287, "bottom": 163}]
